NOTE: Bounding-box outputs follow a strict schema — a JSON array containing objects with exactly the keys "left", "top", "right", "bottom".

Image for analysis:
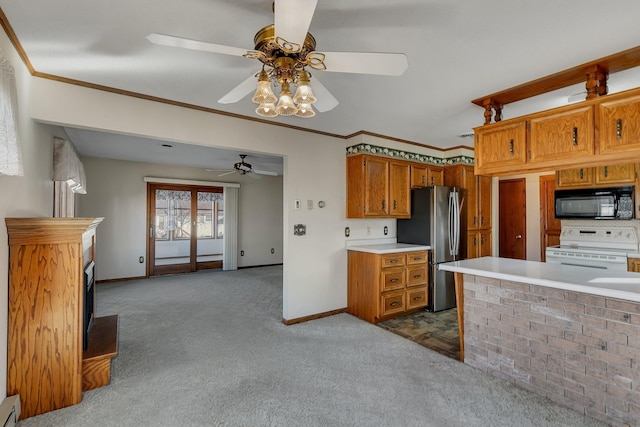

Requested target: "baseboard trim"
[
  {"left": 282, "top": 308, "right": 347, "bottom": 326},
  {"left": 96, "top": 276, "right": 146, "bottom": 284},
  {"left": 238, "top": 263, "right": 283, "bottom": 269}
]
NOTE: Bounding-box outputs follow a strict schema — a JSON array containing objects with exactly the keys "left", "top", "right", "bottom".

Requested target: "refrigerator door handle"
[
  {"left": 448, "top": 191, "right": 456, "bottom": 256},
  {"left": 453, "top": 190, "right": 461, "bottom": 256}
]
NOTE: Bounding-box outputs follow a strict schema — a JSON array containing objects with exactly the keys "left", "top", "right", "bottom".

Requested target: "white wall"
[
  {"left": 28, "top": 78, "right": 347, "bottom": 321},
  {"left": 0, "top": 33, "right": 67, "bottom": 398},
  {"left": 78, "top": 156, "right": 283, "bottom": 280}
]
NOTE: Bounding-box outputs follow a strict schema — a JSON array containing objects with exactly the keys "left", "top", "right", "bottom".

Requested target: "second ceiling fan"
[{"left": 147, "top": 0, "right": 408, "bottom": 118}]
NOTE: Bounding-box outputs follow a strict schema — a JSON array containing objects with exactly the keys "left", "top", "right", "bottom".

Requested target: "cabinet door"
[
  {"left": 594, "top": 163, "right": 635, "bottom": 185},
  {"left": 406, "top": 287, "right": 428, "bottom": 309},
  {"left": 556, "top": 167, "right": 594, "bottom": 188},
  {"left": 389, "top": 161, "right": 411, "bottom": 217},
  {"left": 477, "top": 175, "right": 492, "bottom": 230},
  {"left": 479, "top": 230, "right": 492, "bottom": 257},
  {"left": 467, "top": 232, "right": 479, "bottom": 259},
  {"left": 529, "top": 105, "right": 595, "bottom": 167},
  {"left": 598, "top": 93, "right": 640, "bottom": 154},
  {"left": 363, "top": 156, "right": 389, "bottom": 216},
  {"left": 628, "top": 258, "right": 640, "bottom": 273},
  {"left": 427, "top": 166, "right": 444, "bottom": 186},
  {"left": 474, "top": 121, "right": 527, "bottom": 175},
  {"left": 410, "top": 164, "right": 427, "bottom": 189},
  {"left": 462, "top": 166, "right": 478, "bottom": 231}
]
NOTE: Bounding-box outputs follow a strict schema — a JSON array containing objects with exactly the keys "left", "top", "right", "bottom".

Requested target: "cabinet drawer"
[
  {"left": 406, "top": 251, "right": 428, "bottom": 265},
  {"left": 381, "top": 254, "right": 405, "bottom": 268},
  {"left": 381, "top": 291, "right": 406, "bottom": 317},
  {"left": 382, "top": 268, "right": 405, "bottom": 291},
  {"left": 407, "top": 287, "right": 428, "bottom": 309},
  {"left": 406, "top": 266, "right": 428, "bottom": 286}
]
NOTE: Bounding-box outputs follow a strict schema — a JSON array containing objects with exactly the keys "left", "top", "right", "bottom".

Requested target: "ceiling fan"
[
  {"left": 146, "top": 0, "right": 408, "bottom": 118},
  {"left": 207, "top": 154, "right": 278, "bottom": 178}
]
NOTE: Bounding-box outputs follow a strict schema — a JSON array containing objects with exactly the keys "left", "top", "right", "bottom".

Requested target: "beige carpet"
[{"left": 18, "top": 266, "right": 606, "bottom": 426}]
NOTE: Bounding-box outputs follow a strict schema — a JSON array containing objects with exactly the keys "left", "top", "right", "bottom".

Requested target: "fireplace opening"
[{"left": 83, "top": 261, "right": 95, "bottom": 351}]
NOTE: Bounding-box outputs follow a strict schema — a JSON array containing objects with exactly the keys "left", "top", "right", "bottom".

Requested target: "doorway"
[
  {"left": 147, "top": 183, "right": 224, "bottom": 276},
  {"left": 499, "top": 178, "right": 526, "bottom": 259}
]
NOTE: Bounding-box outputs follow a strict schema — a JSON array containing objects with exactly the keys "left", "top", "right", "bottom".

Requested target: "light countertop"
[
  {"left": 439, "top": 256, "right": 640, "bottom": 303},
  {"left": 347, "top": 243, "right": 430, "bottom": 254}
]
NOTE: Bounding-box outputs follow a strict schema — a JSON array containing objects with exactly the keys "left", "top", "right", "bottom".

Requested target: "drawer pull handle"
[
  {"left": 579, "top": 168, "right": 584, "bottom": 179},
  {"left": 413, "top": 274, "right": 422, "bottom": 279},
  {"left": 572, "top": 127, "right": 578, "bottom": 146},
  {"left": 604, "top": 166, "right": 608, "bottom": 177},
  {"left": 389, "top": 259, "right": 399, "bottom": 264},
  {"left": 389, "top": 301, "right": 399, "bottom": 307},
  {"left": 393, "top": 200, "right": 398, "bottom": 210},
  {"left": 413, "top": 257, "right": 422, "bottom": 261},
  {"left": 413, "top": 296, "right": 422, "bottom": 301},
  {"left": 616, "top": 119, "right": 623, "bottom": 140},
  {"left": 390, "top": 278, "right": 399, "bottom": 283}
]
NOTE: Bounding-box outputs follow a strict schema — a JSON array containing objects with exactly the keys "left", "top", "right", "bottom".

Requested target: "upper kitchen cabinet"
[
  {"left": 347, "top": 154, "right": 410, "bottom": 218},
  {"left": 474, "top": 120, "right": 527, "bottom": 175},
  {"left": 411, "top": 164, "right": 443, "bottom": 188},
  {"left": 474, "top": 87, "right": 640, "bottom": 176},
  {"left": 556, "top": 162, "right": 636, "bottom": 189},
  {"left": 597, "top": 91, "right": 640, "bottom": 155},
  {"left": 528, "top": 105, "right": 594, "bottom": 168}
]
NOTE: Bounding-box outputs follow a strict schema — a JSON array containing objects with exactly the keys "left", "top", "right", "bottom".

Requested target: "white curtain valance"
[
  {"left": 53, "top": 137, "right": 87, "bottom": 194},
  {"left": 0, "top": 49, "right": 22, "bottom": 176}
]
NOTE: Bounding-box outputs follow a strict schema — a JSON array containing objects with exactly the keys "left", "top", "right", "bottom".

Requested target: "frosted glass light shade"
[
  {"left": 256, "top": 102, "right": 278, "bottom": 117},
  {"left": 275, "top": 82, "right": 298, "bottom": 116},
  {"left": 251, "top": 71, "right": 277, "bottom": 104},
  {"left": 293, "top": 70, "right": 316, "bottom": 104},
  {"left": 294, "top": 103, "right": 315, "bottom": 118}
]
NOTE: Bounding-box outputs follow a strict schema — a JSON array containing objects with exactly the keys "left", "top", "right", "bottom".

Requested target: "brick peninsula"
[{"left": 440, "top": 257, "right": 640, "bottom": 427}]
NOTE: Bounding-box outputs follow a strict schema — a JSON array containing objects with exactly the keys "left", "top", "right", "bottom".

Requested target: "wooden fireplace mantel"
[{"left": 472, "top": 45, "right": 640, "bottom": 124}]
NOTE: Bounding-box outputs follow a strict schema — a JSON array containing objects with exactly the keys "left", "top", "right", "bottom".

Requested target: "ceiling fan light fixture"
[
  {"left": 251, "top": 70, "right": 277, "bottom": 104},
  {"left": 275, "top": 81, "right": 298, "bottom": 116},
  {"left": 294, "top": 103, "right": 315, "bottom": 118},
  {"left": 256, "top": 102, "right": 278, "bottom": 117},
  {"left": 293, "top": 70, "right": 317, "bottom": 104}
]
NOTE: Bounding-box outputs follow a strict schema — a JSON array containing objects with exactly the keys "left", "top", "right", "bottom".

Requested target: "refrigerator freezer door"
[{"left": 430, "top": 263, "right": 457, "bottom": 311}]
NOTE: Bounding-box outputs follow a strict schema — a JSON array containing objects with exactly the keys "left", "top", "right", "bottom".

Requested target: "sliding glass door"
[{"left": 148, "top": 184, "right": 224, "bottom": 276}]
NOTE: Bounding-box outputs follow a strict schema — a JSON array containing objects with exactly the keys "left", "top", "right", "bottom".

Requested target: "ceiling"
[{"left": 3, "top": 0, "right": 640, "bottom": 171}]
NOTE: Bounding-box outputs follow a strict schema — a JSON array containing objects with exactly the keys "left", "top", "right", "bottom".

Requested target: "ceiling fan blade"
[
  {"left": 247, "top": 173, "right": 262, "bottom": 180},
  {"left": 274, "top": 0, "right": 318, "bottom": 50},
  {"left": 320, "top": 51, "right": 408, "bottom": 76},
  {"left": 218, "top": 171, "right": 238, "bottom": 177},
  {"left": 253, "top": 169, "right": 278, "bottom": 176},
  {"left": 218, "top": 70, "right": 261, "bottom": 104},
  {"left": 309, "top": 77, "right": 339, "bottom": 112},
  {"left": 146, "top": 33, "right": 249, "bottom": 57}
]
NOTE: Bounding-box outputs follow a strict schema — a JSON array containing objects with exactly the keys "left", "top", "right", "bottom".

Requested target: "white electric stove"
[{"left": 545, "top": 225, "right": 639, "bottom": 271}]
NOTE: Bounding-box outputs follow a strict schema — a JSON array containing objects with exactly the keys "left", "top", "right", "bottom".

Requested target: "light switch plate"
[
  {"left": 294, "top": 200, "right": 300, "bottom": 210},
  {"left": 307, "top": 200, "right": 313, "bottom": 210}
]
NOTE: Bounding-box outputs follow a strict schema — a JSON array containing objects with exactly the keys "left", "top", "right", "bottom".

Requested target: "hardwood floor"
[{"left": 377, "top": 308, "right": 460, "bottom": 361}]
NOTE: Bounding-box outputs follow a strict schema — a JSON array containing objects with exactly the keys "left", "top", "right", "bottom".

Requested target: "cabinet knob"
[
  {"left": 394, "top": 200, "right": 398, "bottom": 210},
  {"left": 579, "top": 168, "right": 584, "bottom": 179},
  {"left": 604, "top": 166, "right": 608, "bottom": 178},
  {"left": 390, "top": 301, "right": 399, "bottom": 307},
  {"left": 572, "top": 127, "right": 578, "bottom": 146},
  {"left": 389, "top": 259, "right": 399, "bottom": 264},
  {"left": 390, "top": 278, "right": 399, "bottom": 283},
  {"left": 413, "top": 274, "right": 422, "bottom": 279},
  {"left": 413, "top": 296, "right": 422, "bottom": 301},
  {"left": 382, "top": 199, "right": 385, "bottom": 209},
  {"left": 431, "top": 176, "right": 435, "bottom": 185},
  {"left": 509, "top": 139, "right": 514, "bottom": 155},
  {"left": 515, "top": 235, "right": 522, "bottom": 239},
  {"left": 422, "top": 175, "right": 425, "bottom": 184}
]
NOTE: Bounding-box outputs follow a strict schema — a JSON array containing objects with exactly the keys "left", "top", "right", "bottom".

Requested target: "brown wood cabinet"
[
  {"left": 556, "top": 163, "right": 636, "bottom": 189},
  {"left": 410, "top": 164, "right": 443, "bottom": 188},
  {"left": 347, "top": 154, "right": 411, "bottom": 218},
  {"left": 528, "top": 105, "right": 594, "bottom": 167},
  {"left": 628, "top": 257, "right": 640, "bottom": 272},
  {"left": 598, "top": 91, "right": 640, "bottom": 155},
  {"left": 347, "top": 250, "right": 428, "bottom": 323},
  {"left": 474, "top": 87, "right": 640, "bottom": 176},
  {"left": 474, "top": 120, "right": 527, "bottom": 175},
  {"left": 444, "top": 165, "right": 492, "bottom": 259},
  {"left": 539, "top": 175, "right": 561, "bottom": 261},
  {"left": 5, "top": 217, "right": 118, "bottom": 420}
]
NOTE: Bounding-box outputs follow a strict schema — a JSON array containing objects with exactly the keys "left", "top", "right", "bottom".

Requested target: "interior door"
[
  {"left": 148, "top": 183, "right": 224, "bottom": 276},
  {"left": 539, "top": 175, "right": 561, "bottom": 261},
  {"left": 499, "top": 179, "right": 526, "bottom": 260}
]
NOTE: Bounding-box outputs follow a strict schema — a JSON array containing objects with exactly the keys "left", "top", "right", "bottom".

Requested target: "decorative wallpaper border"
[{"left": 346, "top": 144, "right": 474, "bottom": 166}]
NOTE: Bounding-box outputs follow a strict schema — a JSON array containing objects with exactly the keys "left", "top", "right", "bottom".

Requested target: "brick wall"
[{"left": 462, "top": 273, "right": 640, "bottom": 427}]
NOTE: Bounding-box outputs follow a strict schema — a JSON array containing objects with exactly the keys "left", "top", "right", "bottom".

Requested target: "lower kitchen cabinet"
[
  {"left": 628, "top": 257, "right": 640, "bottom": 272},
  {"left": 347, "top": 249, "right": 429, "bottom": 323}
]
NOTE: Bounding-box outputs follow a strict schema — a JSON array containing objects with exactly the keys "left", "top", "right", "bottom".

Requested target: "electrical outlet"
[
  {"left": 384, "top": 226, "right": 388, "bottom": 236},
  {"left": 139, "top": 256, "right": 144, "bottom": 263},
  {"left": 294, "top": 200, "right": 300, "bottom": 210},
  {"left": 271, "top": 248, "right": 275, "bottom": 254},
  {"left": 240, "top": 250, "right": 245, "bottom": 256},
  {"left": 345, "top": 227, "right": 350, "bottom": 237}
]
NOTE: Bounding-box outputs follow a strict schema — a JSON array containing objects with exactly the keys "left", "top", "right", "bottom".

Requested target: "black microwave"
[{"left": 554, "top": 186, "right": 634, "bottom": 219}]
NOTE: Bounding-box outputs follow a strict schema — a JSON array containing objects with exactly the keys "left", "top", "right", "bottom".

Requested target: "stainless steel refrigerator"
[{"left": 397, "top": 186, "right": 466, "bottom": 312}]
